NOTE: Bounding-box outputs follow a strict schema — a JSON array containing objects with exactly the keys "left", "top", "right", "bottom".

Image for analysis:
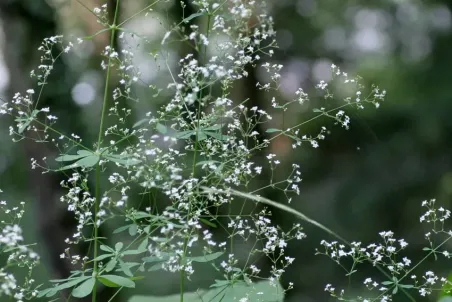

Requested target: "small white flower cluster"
[
  {"left": 0, "top": 0, "right": 390, "bottom": 300},
  {"left": 0, "top": 195, "right": 39, "bottom": 301},
  {"left": 59, "top": 173, "right": 95, "bottom": 244},
  {"left": 33, "top": 35, "right": 74, "bottom": 84},
  {"left": 92, "top": 3, "right": 109, "bottom": 26},
  {"left": 320, "top": 199, "right": 452, "bottom": 301},
  {"left": 420, "top": 198, "right": 451, "bottom": 226}
]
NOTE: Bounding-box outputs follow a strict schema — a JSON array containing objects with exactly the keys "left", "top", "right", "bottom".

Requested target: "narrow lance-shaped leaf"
[
  {"left": 104, "top": 155, "right": 142, "bottom": 166},
  {"left": 196, "top": 160, "right": 220, "bottom": 167},
  {"left": 133, "top": 118, "right": 150, "bottom": 128},
  {"left": 58, "top": 155, "right": 100, "bottom": 171},
  {"left": 203, "top": 124, "right": 223, "bottom": 131},
  {"left": 128, "top": 279, "right": 284, "bottom": 302},
  {"left": 119, "top": 259, "right": 134, "bottom": 277},
  {"left": 199, "top": 218, "right": 217, "bottom": 228},
  {"left": 182, "top": 12, "right": 205, "bottom": 23},
  {"left": 197, "top": 131, "right": 208, "bottom": 141},
  {"left": 188, "top": 251, "right": 224, "bottom": 263},
  {"left": 105, "top": 259, "right": 117, "bottom": 272},
  {"left": 97, "top": 275, "right": 135, "bottom": 288},
  {"left": 204, "top": 131, "right": 230, "bottom": 141},
  {"left": 173, "top": 130, "right": 194, "bottom": 139},
  {"left": 55, "top": 149, "right": 94, "bottom": 162},
  {"left": 37, "top": 276, "right": 91, "bottom": 298},
  {"left": 156, "top": 123, "right": 167, "bottom": 134},
  {"left": 266, "top": 128, "right": 281, "bottom": 133},
  {"left": 17, "top": 109, "right": 39, "bottom": 134}
]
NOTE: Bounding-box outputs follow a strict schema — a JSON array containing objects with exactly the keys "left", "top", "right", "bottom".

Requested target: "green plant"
[{"left": 0, "top": 1, "right": 388, "bottom": 301}]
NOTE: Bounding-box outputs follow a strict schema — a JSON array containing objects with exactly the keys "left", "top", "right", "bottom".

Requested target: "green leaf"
[
  {"left": 142, "top": 255, "right": 167, "bottom": 264},
  {"left": 100, "top": 245, "right": 114, "bottom": 253},
  {"left": 129, "top": 224, "right": 138, "bottom": 236},
  {"left": 31, "top": 109, "right": 40, "bottom": 117},
  {"left": 77, "top": 150, "right": 93, "bottom": 156},
  {"left": 189, "top": 251, "right": 224, "bottom": 263},
  {"left": 115, "top": 262, "right": 141, "bottom": 273},
  {"left": 115, "top": 242, "right": 124, "bottom": 251},
  {"left": 132, "top": 211, "right": 152, "bottom": 219},
  {"left": 156, "top": 123, "right": 167, "bottom": 134},
  {"left": 98, "top": 275, "right": 135, "bottom": 288},
  {"left": 58, "top": 155, "right": 99, "bottom": 171},
  {"left": 152, "top": 89, "right": 163, "bottom": 98},
  {"left": 243, "top": 274, "right": 252, "bottom": 285},
  {"left": 129, "top": 291, "right": 206, "bottom": 302},
  {"left": 199, "top": 218, "right": 217, "bottom": 228},
  {"left": 104, "top": 155, "right": 142, "bottom": 166},
  {"left": 133, "top": 118, "right": 150, "bottom": 128},
  {"left": 138, "top": 238, "right": 149, "bottom": 252},
  {"left": 392, "top": 286, "right": 398, "bottom": 295},
  {"left": 148, "top": 263, "right": 164, "bottom": 271},
  {"left": 113, "top": 224, "right": 133, "bottom": 234},
  {"left": 55, "top": 150, "right": 94, "bottom": 162},
  {"left": 345, "top": 269, "right": 357, "bottom": 276},
  {"left": 128, "top": 279, "right": 284, "bottom": 302},
  {"left": 398, "top": 284, "right": 414, "bottom": 289},
  {"left": 174, "top": 130, "right": 194, "bottom": 139},
  {"left": 210, "top": 279, "right": 230, "bottom": 288},
  {"left": 72, "top": 277, "right": 95, "bottom": 298},
  {"left": 196, "top": 160, "right": 220, "bottom": 167},
  {"left": 92, "top": 254, "right": 113, "bottom": 261},
  {"left": 37, "top": 288, "right": 55, "bottom": 298},
  {"left": 203, "top": 124, "right": 223, "bottom": 131},
  {"left": 204, "top": 131, "right": 230, "bottom": 141},
  {"left": 122, "top": 249, "right": 146, "bottom": 256},
  {"left": 381, "top": 281, "right": 394, "bottom": 285},
  {"left": 75, "top": 155, "right": 100, "bottom": 167},
  {"left": 440, "top": 272, "right": 452, "bottom": 297},
  {"left": 55, "top": 154, "right": 88, "bottom": 162},
  {"left": 197, "top": 131, "right": 208, "bottom": 141},
  {"left": 143, "top": 225, "right": 151, "bottom": 234},
  {"left": 105, "top": 259, "right": 117, "bottom": 272},
  {"left": 17, "top": 111, "right": 38, "bottom": 134},
  {"left": 265, "top": 128, "right": 281, "bottom": 133},
  {"left": 313, "top": 108, "right": 323, "bottom": 113},
  {"left": 38, "top": 276, "right": 91, "bottom": 297},
  {"left": 130, "top": 275, "right": 145, "bottom": 281},
  {"left": 119, "top": 260, "right": 134, "bottom": 277},
  {"left": 182, "top": 12, "right": 205, "bottom": 23}
]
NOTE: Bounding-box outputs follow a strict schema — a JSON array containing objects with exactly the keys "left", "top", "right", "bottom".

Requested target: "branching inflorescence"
[{"left": 0, "top": 1, "right": 414, "bottom": 302}]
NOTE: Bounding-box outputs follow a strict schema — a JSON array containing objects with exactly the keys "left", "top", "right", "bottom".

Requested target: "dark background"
[{"left": 1, "top": 0, "right": 451, "bottom": 301}]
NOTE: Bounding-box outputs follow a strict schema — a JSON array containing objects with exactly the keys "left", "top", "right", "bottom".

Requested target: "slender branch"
[{"left": 92, "top": 1, "right": 121, "bottom": 301}]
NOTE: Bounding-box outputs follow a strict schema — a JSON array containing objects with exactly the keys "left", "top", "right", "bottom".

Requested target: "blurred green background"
[{"left": 1, "top": 0, "right": 452, "bottom": 301}]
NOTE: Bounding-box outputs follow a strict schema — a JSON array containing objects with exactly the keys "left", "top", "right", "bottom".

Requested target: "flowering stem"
[
  {"left": 92, "top": 1, "right": 120, "bottom": 301},
  {"left": 179, "top": 12, "right": 212, "bottom": 302}
]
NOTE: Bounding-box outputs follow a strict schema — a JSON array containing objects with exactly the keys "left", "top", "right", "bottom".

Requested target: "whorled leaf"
[
  {"left": 98, "top": 275, "right": 135, "bottom": 288},
  {"left": 71, "top": 277, "right": 96, "bottom": 298},
  {"left": 57, "top": 155, "right": 100, "bottom": 171},
  {"left": 128, "top": 279, "right": 284, "bottom": 302}
]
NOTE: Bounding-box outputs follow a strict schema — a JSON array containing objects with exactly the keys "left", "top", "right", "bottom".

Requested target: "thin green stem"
[
  {"left": 179, "top": 12, "right": 212, "bottom": 302},
  {"left": 92, "top": 1, "right": 120, "bottom": 301},
  {"left": 34, "top": 120, "right": 89, "bottom": 150},
  {"left": 200, "top": 186, "right": 416, "bottom": 301},
  {"left": 117, "top": 0, "right": 160, "bottom": 27}
]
